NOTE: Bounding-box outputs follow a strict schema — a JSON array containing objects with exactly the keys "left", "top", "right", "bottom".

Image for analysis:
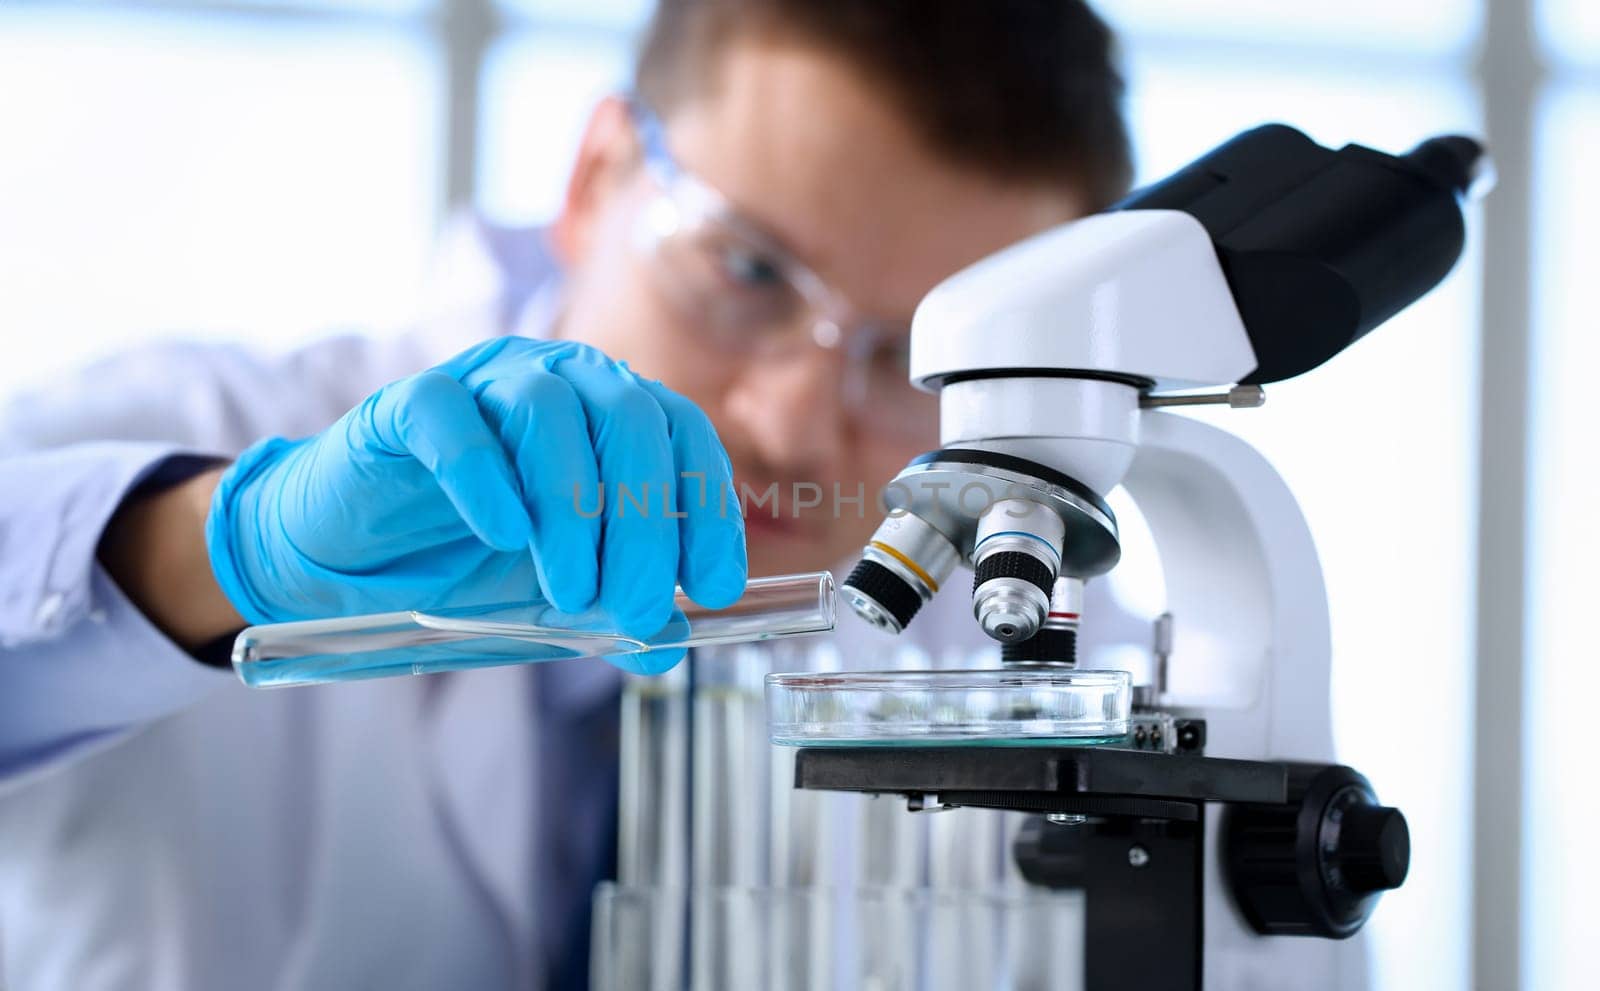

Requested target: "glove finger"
[
  {"left": 637, "top": 378, "right": 747, "bottom": 609},
  {"left": 368, "top": 370, "right": 532, "bottom": 552},
  {"left": 547, "top": 351, "right": 679, "bottom": 639},
  {"left": 475, "top": 370, "right": 602, "bottom": 614}
]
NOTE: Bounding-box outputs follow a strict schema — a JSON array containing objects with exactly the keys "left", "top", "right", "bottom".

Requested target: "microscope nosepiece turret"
[{"left": 841, "top": 450, "right": 1119, "bottom": 642}]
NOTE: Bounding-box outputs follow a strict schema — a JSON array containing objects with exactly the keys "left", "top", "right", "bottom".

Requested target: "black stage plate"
[{"left": 794, "top": 746, "right": 1287, "bottom": 813}]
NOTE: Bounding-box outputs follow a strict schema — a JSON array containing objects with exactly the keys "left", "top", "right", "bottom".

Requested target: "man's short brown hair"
[{"left": 633, "top": 0, "right": 1134, "bottom": 209}]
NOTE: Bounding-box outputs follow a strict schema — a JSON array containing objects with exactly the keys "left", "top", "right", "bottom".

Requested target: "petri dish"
[{"left": 766, "top": 669, "right": 1132, "bottom": 747}]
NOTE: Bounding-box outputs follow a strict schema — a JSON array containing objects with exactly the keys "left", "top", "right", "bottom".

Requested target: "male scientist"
[{"left": 0, "top": 0, "right": 1132, "bottom": 987}]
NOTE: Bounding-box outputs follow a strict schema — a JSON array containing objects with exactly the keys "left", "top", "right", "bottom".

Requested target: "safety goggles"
[{"left": 623, "top": 96, "right": 938, "bottom": 441}]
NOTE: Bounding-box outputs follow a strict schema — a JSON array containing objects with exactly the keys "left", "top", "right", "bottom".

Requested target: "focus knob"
[
  {"left": 1337, "top": 803, "right": 1409, "bottom": 894},
  {"left": 1223, "top": 764, "right": 1409, "bottom": 939}
]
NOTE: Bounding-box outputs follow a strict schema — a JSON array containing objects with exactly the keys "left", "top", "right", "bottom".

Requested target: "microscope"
[{"left": 784, "top": 125, "right": 1489, "bottom": 989}]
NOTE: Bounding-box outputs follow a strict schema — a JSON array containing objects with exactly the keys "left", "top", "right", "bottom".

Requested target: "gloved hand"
[{"left": 205, "top": 337, "right": 746, "bottom": 672}]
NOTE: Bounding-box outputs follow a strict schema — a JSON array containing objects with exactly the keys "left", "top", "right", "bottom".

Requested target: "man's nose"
[{"left": 724, "top": 344, "right": 847, "bottom": 475}]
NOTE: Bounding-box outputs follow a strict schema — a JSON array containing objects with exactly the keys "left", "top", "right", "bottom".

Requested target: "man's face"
[{"left": 552, "top": 40, "right": 1087, "bottom": 579}]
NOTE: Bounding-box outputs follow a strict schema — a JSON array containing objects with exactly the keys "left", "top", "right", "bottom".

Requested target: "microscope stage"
[{"left": 792, "top": 744, "right": 1288, "bottom": 817}]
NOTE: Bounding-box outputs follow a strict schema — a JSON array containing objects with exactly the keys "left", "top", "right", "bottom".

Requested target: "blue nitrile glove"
[{"left": 206, "top": 337, "right": 747, "bottom": 674}]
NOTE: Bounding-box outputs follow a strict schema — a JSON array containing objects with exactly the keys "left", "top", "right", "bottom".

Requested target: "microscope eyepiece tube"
[
  {"left": 971, "top": 499, "right": 1065, "bottom": 644},
  {"left": 841, "top": 513, "right": 960, "bottom": 634}
]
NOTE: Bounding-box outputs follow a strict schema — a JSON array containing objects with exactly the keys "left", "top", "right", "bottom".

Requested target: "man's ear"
[{"left": 551, "top": 95, "right": 637, "bottom": 267}]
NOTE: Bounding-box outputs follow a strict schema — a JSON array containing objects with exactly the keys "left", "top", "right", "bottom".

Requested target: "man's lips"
[{"left": 743, "top": 511, "right": 803, "bottom": 537}]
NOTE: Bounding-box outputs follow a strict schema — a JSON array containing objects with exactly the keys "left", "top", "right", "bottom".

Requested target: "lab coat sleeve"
[
  {"left": 0, "top": 442, "right": 233, "bottom": 786},
  {"left": 0, "top": 333, "right": 434, "bottom": 788}
]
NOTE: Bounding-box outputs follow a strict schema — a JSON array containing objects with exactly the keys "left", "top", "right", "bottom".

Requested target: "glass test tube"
[{"left": 230, "top": 571, "right": 835, "bottom": 688}]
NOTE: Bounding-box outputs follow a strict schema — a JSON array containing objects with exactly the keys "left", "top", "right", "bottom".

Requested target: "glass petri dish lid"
[{"left": 766, "top": 668, "right": 1132, "bottom": 747}]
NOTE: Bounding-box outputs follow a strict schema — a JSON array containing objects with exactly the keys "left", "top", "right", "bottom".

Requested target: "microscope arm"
[{"left": 1095, "top": 410, "right": 1335, "bottom": 765}]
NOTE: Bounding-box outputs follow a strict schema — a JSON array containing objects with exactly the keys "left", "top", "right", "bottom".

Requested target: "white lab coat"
[{"left": 0, "top": 221, "right": 990, "bottom": 989}]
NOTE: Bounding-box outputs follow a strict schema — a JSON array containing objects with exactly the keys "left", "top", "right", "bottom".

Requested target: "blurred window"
[
  {"left": 1110, "top": 0, "right": 1479, "bottom": 56},
  {"left": 477, "top": 31, "right": 632, "bottom": 223},
  {"left": 0, "top": 0, "right": 637, "bottom": 397},
  {"left": 1524, "top": 71, "right": 1600, "bottom": 991},
  {"left": 1539, "top": 0, "right": 1600, "bottom": 67},
  {"left": 0, "top": 5, "right": 440, "bottom": 394},
  {"left": 496, "top": 0, "right": 648, "bottom": 31},
  {"left": 221, "top": 0, "right": 431, "bottom": 10}
]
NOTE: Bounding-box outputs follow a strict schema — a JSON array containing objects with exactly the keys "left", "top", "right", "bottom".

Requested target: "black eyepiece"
[{"left": 1405, "top": 135, "right": 1493, "bottom": 200}]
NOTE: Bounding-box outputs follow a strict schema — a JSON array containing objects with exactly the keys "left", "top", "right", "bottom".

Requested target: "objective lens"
[
  {"left": 1001, "top": 576, "right": 1083, "bottom": 666},
  {"left": 971, "top": 499, "right": 1064, "bottom": 644},
  {"left": 842, "top": 513, "right": 959, "bottom": 634}
]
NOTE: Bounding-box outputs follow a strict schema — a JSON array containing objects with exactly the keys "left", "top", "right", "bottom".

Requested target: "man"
[{"left": 0, "top": 0, "right": 1132, "bottom": 986}]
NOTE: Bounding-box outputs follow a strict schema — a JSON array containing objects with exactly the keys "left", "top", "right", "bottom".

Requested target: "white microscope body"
[
  {"left": 913, "top": 209, "right": 1358, "bottom": 988},
  {"left": 819, "top": 126, "right": 1486, "bottom": 990}
]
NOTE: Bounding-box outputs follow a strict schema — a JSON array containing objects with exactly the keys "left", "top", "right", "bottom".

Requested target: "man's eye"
[{"left": 719, "top": 246, "right": 785, "bottom": 288}]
